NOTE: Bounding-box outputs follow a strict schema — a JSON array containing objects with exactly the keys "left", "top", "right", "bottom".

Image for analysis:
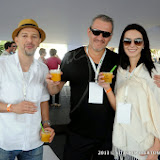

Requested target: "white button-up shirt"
[{"left": 0, "top": 52, "right": 49, "bottom": 151}]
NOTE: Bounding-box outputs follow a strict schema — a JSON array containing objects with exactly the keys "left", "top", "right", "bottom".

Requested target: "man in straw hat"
[{"left": 0, "top": 19, "right": 55, "bottom": 160}]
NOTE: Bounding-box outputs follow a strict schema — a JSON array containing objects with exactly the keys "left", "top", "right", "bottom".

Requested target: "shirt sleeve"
[
  {"left": 142, "top": 80, "right": 160, "bottom": 138},
  {"left": 57, "top": 57, "right": 61, "bottom": 65},
  {"left": 139, "top": 64, "right": 160, "bottom": 138},
  {"left": 40, "top": 66, "right": 50, "bottom": 102},
  {"left": 60, "top": 52, "right": 71, "bottom": 82}
]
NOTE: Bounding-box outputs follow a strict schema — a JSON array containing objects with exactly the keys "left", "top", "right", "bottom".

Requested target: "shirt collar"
[{"left": 14, "top": 52, "right": 39, "bottom": 72}]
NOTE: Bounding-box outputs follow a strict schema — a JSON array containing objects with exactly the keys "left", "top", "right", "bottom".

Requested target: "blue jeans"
[{"left": 0, "top": 145, "right": 43, "bottom": 160}]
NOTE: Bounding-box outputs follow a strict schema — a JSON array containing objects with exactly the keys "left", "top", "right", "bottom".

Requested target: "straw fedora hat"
[{"left": 12, "top": 19, "right": 46, "bottom": 42}]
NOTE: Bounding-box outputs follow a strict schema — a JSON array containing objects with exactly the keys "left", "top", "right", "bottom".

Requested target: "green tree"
[
  {"left": 0, "top": 41, "right": 6, "bottom": 55},
  {"left": 0, "top": 45, "right": 4, "bottom": 55}
]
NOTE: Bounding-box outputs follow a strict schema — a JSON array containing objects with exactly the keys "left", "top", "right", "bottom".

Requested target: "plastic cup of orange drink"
[
  {"left": 102, "top": 72, "right": 113, "bottom": 84},
  {"left": 41, "top": 130, "right": 51, "bottom": 143},
  {"left": 50, "top": 69, "right": 61, "bottom": 82}
]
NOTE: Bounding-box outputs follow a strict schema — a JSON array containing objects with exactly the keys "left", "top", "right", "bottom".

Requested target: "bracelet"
[
  {"left": 105, "top": 87, "right": 112, "bottom": 93},
  {"left": 42, "top": 120, "right": 51, "bottom": 126},
  {"left": 7, "top": 104, "right": 12, "bottom": 112}
]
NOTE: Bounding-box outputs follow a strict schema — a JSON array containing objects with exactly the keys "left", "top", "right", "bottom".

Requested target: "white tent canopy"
[{"left": 0, "top": 0, "right": 160, "bottom": 49}]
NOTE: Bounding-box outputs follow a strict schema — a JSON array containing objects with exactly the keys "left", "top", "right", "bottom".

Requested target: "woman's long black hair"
[{"left": 118, "top": 23, "right": 155, "bottom": 77}]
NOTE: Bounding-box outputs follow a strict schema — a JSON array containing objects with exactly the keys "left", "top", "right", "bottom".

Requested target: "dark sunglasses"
[
  {"left": 13, "top": 45, "right": 17, "bottom": 47},
  {"left": 90, "top": 27, "right": 112, "bottom": 38},
  {"left": 123, "top": 38, "right": 143, "bottom": 46}
]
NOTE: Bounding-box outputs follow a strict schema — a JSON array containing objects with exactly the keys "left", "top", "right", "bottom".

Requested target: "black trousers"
[
  {"left": 63, "top": 131, "right": 114, "bottom": 160},
  {"left": 49, "top": 92, "right": 60, "bottom": 104}
]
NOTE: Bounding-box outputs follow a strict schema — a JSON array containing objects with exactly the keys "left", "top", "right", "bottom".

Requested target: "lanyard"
[
  {"left": 20, "top": 68, "right": 31, "bottom": 100},
  {"left": 86, "top": 47, "right": 106, "bottom": 82},
  {"left": 23, "top": 80, "right": 27, "bottom": 100},
  {"left": 22, "top": 73, "right": 28, "bottom": 100},
  {"left": 124, "top": 67, "right": 136, "bottom": 103}
]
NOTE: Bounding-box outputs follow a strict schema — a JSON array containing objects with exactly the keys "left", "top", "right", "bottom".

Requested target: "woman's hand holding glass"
[{"left": 98, "top": 72, "right": 113, "bottom": 90}]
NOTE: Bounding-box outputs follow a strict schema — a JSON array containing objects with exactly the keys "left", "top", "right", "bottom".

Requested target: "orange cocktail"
[
  {"left": 102, "top": 72, "right": 113, "bottom": 84},
  {"left": 41, "top": 130, "right": 51, "bottom": 142},
  {"left": 50, "top": 69, "right": 61, "bottom": 82}
]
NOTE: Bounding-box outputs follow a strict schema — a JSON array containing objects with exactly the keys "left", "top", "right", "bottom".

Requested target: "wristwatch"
[{"left": 42, "top": 120, "right": 51, "bottom": 127}]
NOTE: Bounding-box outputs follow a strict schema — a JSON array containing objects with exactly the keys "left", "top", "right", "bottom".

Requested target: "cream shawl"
[{"left": 112, "top": 63, "right": 160, "bottom": 160}]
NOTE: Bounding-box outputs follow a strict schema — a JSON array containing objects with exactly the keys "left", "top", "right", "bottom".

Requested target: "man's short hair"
[
  {"left": 50, "top": 49, "right": 57, "bottom": 56},
  {"left": 4, "top": 41, "right": 11, "bottom": 50},
  {"left": 91, "top": 14, "right": 114, "bottom": 32},
  {"left": 10, "top": 41, "right": 16, "bottom": 45},
  {"left": 39, "top": 48, "right": 46, "bottom": 56}
]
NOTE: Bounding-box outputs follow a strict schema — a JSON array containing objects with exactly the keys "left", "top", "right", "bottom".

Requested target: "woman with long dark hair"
[{"left": 98, "top": 24, "right": 160, "bottom": 160}]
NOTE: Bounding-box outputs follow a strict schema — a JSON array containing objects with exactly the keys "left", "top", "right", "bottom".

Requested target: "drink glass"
[
  {"left": 41, "top": 130, "right": 51, "bottom": 142},
  {"left": 50, "top": 69, "right": 61, "bottom": 82},
  {"left": 102, "top": 72, "right": 113, "bottom": 83}
]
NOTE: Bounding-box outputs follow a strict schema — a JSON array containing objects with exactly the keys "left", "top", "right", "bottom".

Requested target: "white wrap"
[{"left": 112, "top": 64, "right": 160, "bottom": 160}]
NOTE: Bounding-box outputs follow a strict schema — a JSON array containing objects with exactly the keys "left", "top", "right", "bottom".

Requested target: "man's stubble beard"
[
  {"left": 91, "top": 39, "right": 107, "bottom": 52},
  {"left": 24, "top": 49, "right": 36, "bottom": 57},
  {"left": 93, "top": 47, "right": 106, "bottom": 52},
  {"left": 92, "top": 44, "right": 106, "bottom": 52}
]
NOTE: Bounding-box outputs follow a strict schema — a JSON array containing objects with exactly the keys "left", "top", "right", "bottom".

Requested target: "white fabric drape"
[{"left": 112, "top": 63, "right": 160, "bottom": 160}]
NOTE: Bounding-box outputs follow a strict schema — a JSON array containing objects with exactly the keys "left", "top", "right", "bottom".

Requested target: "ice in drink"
[
  {"left": 102, "top": 72, "right": 113, "bottom": 84},
  {"left": 41, "top": 130, "right": 51, "bottom": 142},
  {"left": 50, "top": 69, "right": 61, "bottom": 82}
]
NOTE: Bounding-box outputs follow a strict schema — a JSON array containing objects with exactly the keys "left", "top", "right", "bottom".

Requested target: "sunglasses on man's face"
[
  {"left": 123, "top": 38, "right": 143, "bottom": 46},
  {"left": 13, "top": 45, "right": 17, "bottom": 48},
  {"left": 90, "top": 27, "right": 112, "bottom": 38}
]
